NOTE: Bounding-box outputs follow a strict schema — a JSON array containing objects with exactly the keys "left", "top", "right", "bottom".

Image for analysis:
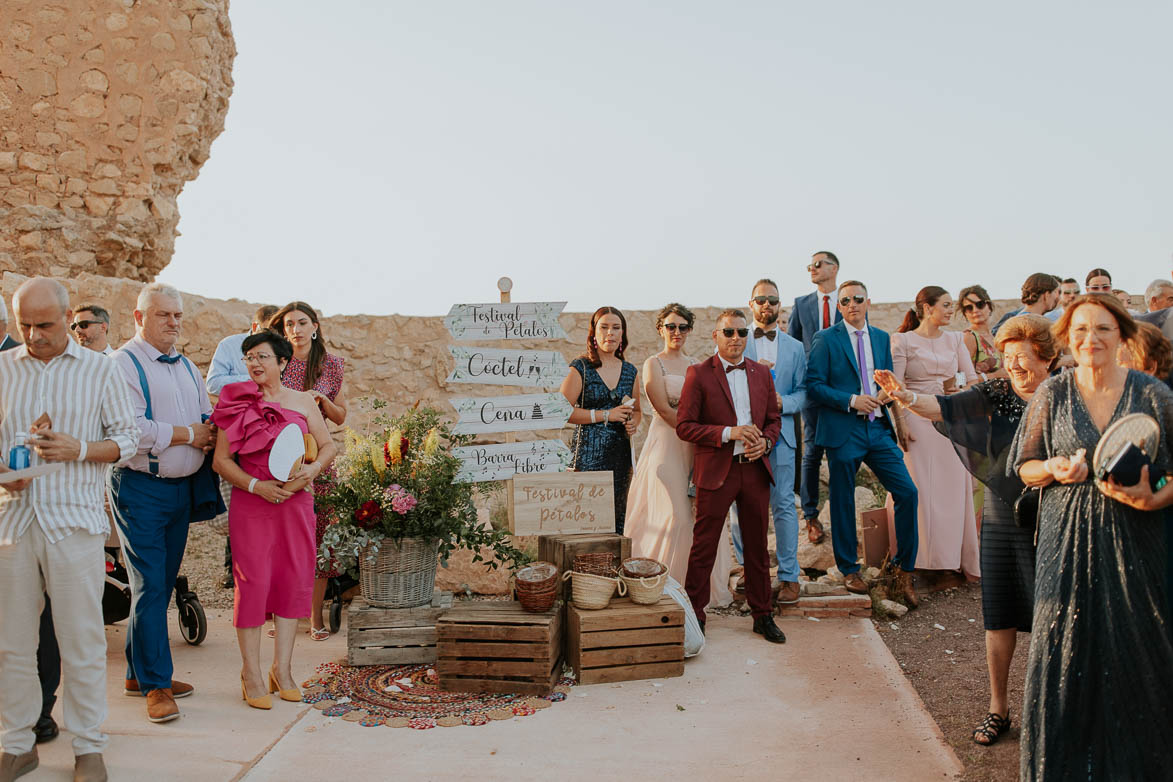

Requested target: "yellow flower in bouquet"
[
  {"left": 369, "top": 438, "right": 386, "bottom": 478},
  {"left": 423, "top": 427, "right": 441, "bottom": 457},
  {"left": 386, "top": 429, "right": 405, "bottom": 465}
]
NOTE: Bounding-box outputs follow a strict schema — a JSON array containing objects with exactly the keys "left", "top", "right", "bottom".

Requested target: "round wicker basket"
[
  {"left": 359, "top": 537, "right": 439, "bottom": 608},
  {"left": 562, "top": 570, "right": 625, "bottom": 610},
  {"left": 515, "top": 562, "right": 559, "bottom": 613},
  {"left": 620, "top": 572, "right": 668, "bottom": 605}
]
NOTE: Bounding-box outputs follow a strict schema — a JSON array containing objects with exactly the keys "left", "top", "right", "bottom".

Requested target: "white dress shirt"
[
  {"left": 718, "top": 355, "right": 752, "bottom": 455},
  {"left": 847, "top": 324, "right": 878, "bottom": 414},
  {"left": 752, "top": 323, "right": 779, "bottom": 367}
]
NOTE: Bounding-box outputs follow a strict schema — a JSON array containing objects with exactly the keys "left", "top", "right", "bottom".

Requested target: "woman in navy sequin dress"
[{"left": 560, "top": 307, "right": 642, "bottom": 534}]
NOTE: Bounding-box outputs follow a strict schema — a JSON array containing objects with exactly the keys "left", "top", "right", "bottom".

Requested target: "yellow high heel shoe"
[
  {"left": 268, "top": 670, "right": 302, "bottom": 702},
  {"left": 241, "top": 675, "right": 272, "bottom": 710}
]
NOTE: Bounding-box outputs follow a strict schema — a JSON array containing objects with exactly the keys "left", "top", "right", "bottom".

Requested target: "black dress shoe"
[
  {"left": 752, "top": 616, "right": 786, "bottom": 644},
  {"left": 34, "top": 715, "right": 58, "bottom": 743}
]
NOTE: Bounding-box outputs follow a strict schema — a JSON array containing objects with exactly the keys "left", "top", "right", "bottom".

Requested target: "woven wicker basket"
[
  {"left": 573, "top": 552, "right": 617, "bottom": 577},
  {"left": 620, "top": 572, "right": 668, "bottom": 605},
  {"left": 621, "top": 557, "right": 666, "bottom": 579},
  {"left": 562, "top": 570, "right": 625, "bottom": 610},
  {"left": 359, "top": 537, "right": 439, "bottom": 608},
  {"left": 515, "top": 562, "right": 559, "bottom": 613}
]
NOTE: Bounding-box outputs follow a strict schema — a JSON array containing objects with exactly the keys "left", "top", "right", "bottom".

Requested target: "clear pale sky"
[{"left": 159, "top": 1, "right": 1172, "bottom": 317}]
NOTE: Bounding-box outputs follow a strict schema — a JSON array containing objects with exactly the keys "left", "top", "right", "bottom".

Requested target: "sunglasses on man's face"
[
  {"left": 662, "top": 323, "right": 691, "bottom": 333},
  {"left": 807, "top": 260, "right": 836, "bottom": 271},
  {"left": 70, "top": 320, "right": 102, "bottom": 331},
  {"left": 751, "top": 295, "right": 780, "bottom": 306},
  {"left": 721, "top": 328, "right": 749, "bottom": 338},
  {"left": 839, "top": 295, "right": 866, "bottom": 306}
]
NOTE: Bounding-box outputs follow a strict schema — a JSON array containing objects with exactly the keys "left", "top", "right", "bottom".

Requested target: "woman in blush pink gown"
[
  {"left": 212, "top": 331, "right": 335, "bottom": 708},
  {"left": 625, "top": 304, "right": 733, "bottom": 607},
  {"left": 886, "top": 287, "right": 981, "bottom": 578}
]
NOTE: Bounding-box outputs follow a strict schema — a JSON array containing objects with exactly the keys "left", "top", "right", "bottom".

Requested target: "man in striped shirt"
[{"left": 0, "top": 278, "right": 139, "bottom": 782}]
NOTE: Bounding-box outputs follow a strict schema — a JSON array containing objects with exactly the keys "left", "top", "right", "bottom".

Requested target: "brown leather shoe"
[
  {"left": 844, "top": 573, "right": 869, "bottom": 594},
  {"left": 74, "top": 753, "right": 107, "bottom": 782},
  {"left": 0, "top": 749, "right": 38, "bottom": 781},
  {"left": 806, "top": 517, "right": 826, "bottom": 544},
  {"left": 145, "top": 688, "right": 180, "bottom": 723},
  {"left": 125, "top": 678, "right": 193, "bottom": 698},
  {"left": 894, "top": 569, "right": 920, "bottom": 609},
  {"left": 776, "top": 581, "right": 800, "bottom": 605}
]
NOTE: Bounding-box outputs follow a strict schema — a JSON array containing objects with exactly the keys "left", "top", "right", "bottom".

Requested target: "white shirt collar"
[{"left": 717, "top": 354, "right": 742, "bottom": 370}]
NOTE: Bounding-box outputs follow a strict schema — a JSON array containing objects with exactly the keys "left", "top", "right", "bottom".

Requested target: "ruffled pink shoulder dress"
[{"left": 211, "top": 382, "right": 316, "bottom": 628}]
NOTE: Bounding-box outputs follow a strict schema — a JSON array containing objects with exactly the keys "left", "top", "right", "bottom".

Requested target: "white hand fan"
[
  {"left": 1092, "top": 413, "right": 1160, "bottom": 486},
  {"left": 268, "top": 424, "right": 306, "bottom": 482}
]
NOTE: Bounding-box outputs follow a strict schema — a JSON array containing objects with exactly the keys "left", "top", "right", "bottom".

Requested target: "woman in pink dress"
[
  {"left": 212, "top": 331, "right": 336, "bottom": 709},
  {"left": 270, "top": 301, "right": 348, "bottom": 640},
  {"left": 625, "top": 303, "right": 733, "bottom": 607},
  {"left": 888, "top": 286, "right": 981, "bottom": 579}
]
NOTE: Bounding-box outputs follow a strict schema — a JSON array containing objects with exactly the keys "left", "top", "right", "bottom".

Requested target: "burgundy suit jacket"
[{"left": 675, "top": 355, "right": 782, "bottom": 491}]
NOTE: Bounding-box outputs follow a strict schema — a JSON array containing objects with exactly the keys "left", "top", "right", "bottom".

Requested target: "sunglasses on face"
[
  {"left": 70, "top": 320, "right": 102, "bottom": 330},
  {"left": 839, "top": 295, "right": 866, "bottom": 306},
  {"left": 662, "top": 323, "right": 691, "bottom": 333},
  {"left": 807, "top": 260, "right": 836, "bottom": 271},
  {"left": 721, "top": 328, "right": 750, "bottom": 338},
  {"left": 751, "top": 295, "right": 780, "bottom": 305},
  {"left": 961, "top": 300, "right": 989, "bottom": 313}
]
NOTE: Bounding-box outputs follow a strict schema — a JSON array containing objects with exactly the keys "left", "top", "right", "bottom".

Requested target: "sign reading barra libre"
[
  {"left": 445, "top": 302, "right": 568, "bottom": 341},
  {"left": 509, "top": 472, "right": 615, "bottom": 535},
  {"left": 454, "top": 440, "right": 572, "bottom": 483},
  {"left": 451, "top": 393, "right": 572, "bottom": 435},
  {"left": 446, "top": 347, "right": 566, "bottom": 388}
]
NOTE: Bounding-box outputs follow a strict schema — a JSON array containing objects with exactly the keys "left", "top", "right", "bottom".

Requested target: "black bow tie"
[
  {"left": 754, "top": 327, "right": 776, "bottom": 341},
  {"left": 157, "top": 354, "right": 182, "bottom": 365},
  {"left": 725, "top": 362, "right": 746, "bottom": 373}
]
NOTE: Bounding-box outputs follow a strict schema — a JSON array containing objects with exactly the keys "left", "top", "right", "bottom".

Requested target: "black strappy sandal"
[{"left": 972, "top": 712, "right": 1011, "bottom": 746}]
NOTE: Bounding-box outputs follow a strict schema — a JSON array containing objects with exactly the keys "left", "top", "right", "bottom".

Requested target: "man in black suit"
[
  {"left": 0, "top": 297, "right": 60, "bottom": 744},
  {"left": 787, "top": 250, "right": 842, "bottom": 545}
]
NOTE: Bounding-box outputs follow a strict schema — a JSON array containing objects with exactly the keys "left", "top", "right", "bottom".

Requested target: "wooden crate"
[
  {"left": 537, "top": 533, "right": 632, "bottom": 600},
  {"left": 347, "top": 592, "right": 453, "bottom": 666},
  {"left": 567, "top": 596, "right": 685, "bottom": 685},
  {"left": 436, "top": 601, "right": 562, "bottom": 695}
]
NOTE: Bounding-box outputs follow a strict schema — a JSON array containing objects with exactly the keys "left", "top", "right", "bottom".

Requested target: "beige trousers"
[{"left": 0, "top": 523, "right": 108, "bottom": 756}]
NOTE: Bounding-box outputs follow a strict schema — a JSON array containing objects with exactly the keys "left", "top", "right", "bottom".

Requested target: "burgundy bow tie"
[
  {"left": 725, "top": 362, "right": 745, "bottom": 373},
  {"left": 753, "top": 327, "right": 776, "bottom": 341}
]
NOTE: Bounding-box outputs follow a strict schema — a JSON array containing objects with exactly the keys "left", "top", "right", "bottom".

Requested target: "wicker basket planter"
[
  {"left": 563, "top": 570, "right": 626, "bottom": 610},
  {"left": 515, "top": 562, "right": 560, "bottom": 613},
  {"left": 359, "top": 537, "right": 440, "bottom": 609}
]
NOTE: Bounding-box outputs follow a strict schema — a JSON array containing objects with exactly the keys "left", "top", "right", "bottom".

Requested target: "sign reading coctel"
[
  {"left": 444, "top": 302, "right": 568, "bottom": 341},
  {"left": 446, "top": 347, "right": 566, "bottom": 388}
]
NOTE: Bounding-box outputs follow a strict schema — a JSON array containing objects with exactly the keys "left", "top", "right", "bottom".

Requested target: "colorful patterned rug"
[{"left": 301, "top": 662, "right": 573, "bottom": 729}]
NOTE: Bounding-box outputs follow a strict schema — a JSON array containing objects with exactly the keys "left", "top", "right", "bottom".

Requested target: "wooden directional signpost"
[
  {"left": 445, "top": 347, "right": 566, "bottom": 387},
  {"left": 445, "top": 302, "right": 568, "bottom": 341},
  {"left": 451, "top": 393, "right": 572, "bottom": 435},
  {"left": 453, "top": 440, "right": 573, "bottom": 483}
]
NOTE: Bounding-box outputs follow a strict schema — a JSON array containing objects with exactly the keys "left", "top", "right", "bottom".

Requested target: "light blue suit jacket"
[{"left": 743, "top": 326, "right": 805, "bottom": 449}]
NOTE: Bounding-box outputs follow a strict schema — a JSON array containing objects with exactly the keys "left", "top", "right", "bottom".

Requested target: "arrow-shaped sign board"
[
  {"left": 445, "top": 302, "right": 567, "bottom": 341},
  {"left": 451, "top": 393, "right": 572, "bottom": 435},
  {"left": 446, "top": 346, "right": 567, "bottom": 388},
  {"left": 454, "top": 439, "right": 572, "bottom": 483}
]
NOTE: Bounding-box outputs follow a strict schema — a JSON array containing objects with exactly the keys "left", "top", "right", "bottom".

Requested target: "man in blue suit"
[
  {"left": 806, "top": 280, "right": 919, "bottom": 606},
  {"left": 730, "top": 279, "right": 807, "bottom": 605},
  {"left": 788, "top": 251, "right": 842, "bottom": 545}
]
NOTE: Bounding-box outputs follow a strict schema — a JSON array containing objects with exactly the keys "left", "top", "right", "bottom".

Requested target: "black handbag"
[{"left": 1013, "top": 486, "right": 1040, "bottom": 531}]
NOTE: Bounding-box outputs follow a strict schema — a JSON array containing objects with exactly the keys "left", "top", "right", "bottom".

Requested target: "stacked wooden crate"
[
  {"left": 346, "top": 592, "right": 453, "bottom": 666},
  {"left": 566, "top": 596, "right": 684, "bottom": 684},
  {"left": 436, "top": 601, "right": 562, "bottom": 695}
]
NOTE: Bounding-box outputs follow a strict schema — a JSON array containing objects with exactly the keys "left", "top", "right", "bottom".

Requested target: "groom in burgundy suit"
[{"left": 677, "top": 309, "right": 787, "bottom": 643}]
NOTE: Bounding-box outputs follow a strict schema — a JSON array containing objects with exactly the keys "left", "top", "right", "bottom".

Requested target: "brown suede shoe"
[
  {"left": 74, "top": 753, "right": 107, "bottom": 782},
  {"left": 125, "top": 678, "right": 193, "bottom": 698},
  {"left": 776, "top": 581, "right": 800, "bottom": 605},
  {"left": 844, "top": 573, "right": 869, "bottom": 594},
  {"left": 145, "top": 688, "right": 180, "bottom": 723},
  {"left": 0, "top": 749, "right": 38, "bottom": 781},
  {"left": 894, "top": 569, "right": 920, "bottom": 609}
]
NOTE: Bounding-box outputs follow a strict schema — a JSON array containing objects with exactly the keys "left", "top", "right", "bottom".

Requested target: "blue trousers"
[
  {"left": 800, "top": 405, "right": 826, "bottom": 520},
  {"left": 730, "top": 441, "right": 799, "bottom": 582},
  {"left": 826, "top": 418, "right": 918, "bottom": 575},
  {"left": 108, "top": 468, "right": 192, "bottom": 692}
]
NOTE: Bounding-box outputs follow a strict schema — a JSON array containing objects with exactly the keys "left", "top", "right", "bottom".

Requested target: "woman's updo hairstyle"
[
  {"left": 898, "top": 286, "right": 949, "bottom": 333},
  {"left": 655, "top": 302, "right": 695, "bottom": 331}
]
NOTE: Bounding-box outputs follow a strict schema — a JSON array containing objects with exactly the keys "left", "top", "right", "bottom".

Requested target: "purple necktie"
[{"left": 855, "top": 330, "right": 876, "bottom": 421}]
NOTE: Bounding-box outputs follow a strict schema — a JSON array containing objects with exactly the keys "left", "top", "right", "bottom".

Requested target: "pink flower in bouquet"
[{"left": 383, "top": 484, "right": 417, "bottom": 515}]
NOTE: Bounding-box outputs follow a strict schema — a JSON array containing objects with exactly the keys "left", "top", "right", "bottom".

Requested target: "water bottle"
[{"left": 8, "top": 432, "right": 31, "bottom": 471}]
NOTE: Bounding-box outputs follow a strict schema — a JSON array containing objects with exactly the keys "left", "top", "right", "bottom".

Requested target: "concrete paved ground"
[{"left": 27, "top": 609, "right": 960, "bottom": 781}]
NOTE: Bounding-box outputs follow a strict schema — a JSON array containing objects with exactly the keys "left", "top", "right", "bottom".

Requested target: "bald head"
[{"left": 13, "top": 277, "right": 72, "bottom": 361}]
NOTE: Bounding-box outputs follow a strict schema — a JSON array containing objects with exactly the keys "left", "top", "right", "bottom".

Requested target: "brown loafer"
[
  {"left": 806, "top": 517, "right": 826, "bottom": 545},
  {"left": 125, "top": 678, "right": 193, "bottom": 698},
  {"left": 74, "top": 753, "right": 107, "bottom": 782},
  {"left": 145, "top": 688, "right": 180, "bottom": 723},
  {"left": 776, "top": 581, "right": 800, "bottom": 605},
  {"left": 844, "top": 573, "right": 869, "bottom": 594},
  {"left": 894, "top": 569, "right": 920, "bottom": 609},
  {"left": 0, "top": 749, "right": 38, "bottom": 781}
]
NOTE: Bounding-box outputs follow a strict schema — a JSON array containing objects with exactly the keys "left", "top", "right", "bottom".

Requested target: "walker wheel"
[{"left": 178, "top": 595, "right": 207, "bottom": 646}]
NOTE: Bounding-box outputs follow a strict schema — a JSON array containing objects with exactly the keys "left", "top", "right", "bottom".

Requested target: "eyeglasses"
[
  {"left": 751, "top": 295, "right": 780, "bottom": 306},
  {"left": 662, "top": 323, "right": 691, "bottom": 333},
  {"left": 721, "top": 328, "right": 750, "bottom": 338},
  {"left": 70, "top": 320, "right": 102, "bottom": 330},
  {"left": 242, "top": 353, "right": 274, "bottom": 364},
  {"left": 839, "top": 295, "right": 866, "bottom": 306},
  {"left": 807, "top": 260, "right": 836, "bottom": 271},
  {"left": 961, "top": 300, "right": 990, "bottom": 313}
]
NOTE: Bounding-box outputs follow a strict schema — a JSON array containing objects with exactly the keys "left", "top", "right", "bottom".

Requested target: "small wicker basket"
[
  {"left": 621, "top": 557, "right": 666, "bottom": 579},
  {"left": 573, "top": 552, "right": 617, "bottom": 577},
  {"left": 562, "top": 570, "right": 625, "bottom": 610},
  {"left": 514, "top": 562, "right": 559, "bottom": 613},
  {"left": 620, "top": 572, "right": 668, "bottom": 605}
]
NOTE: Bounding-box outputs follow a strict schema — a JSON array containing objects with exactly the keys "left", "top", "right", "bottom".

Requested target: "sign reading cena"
[
  {"left": 508, "top": 472, "right": 615, "bottom": 535},
  {"left": 450, "top": 393, "right": 572, "bottom": 435},
  {"left": 444, "top": 302, "right": 568, "bottom": 341}
]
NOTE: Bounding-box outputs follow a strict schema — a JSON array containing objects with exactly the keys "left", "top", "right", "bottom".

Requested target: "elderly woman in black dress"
[
  {"left": 1010, "top": 294, "right": 1172, "bottom": 781},
  {"left": 875, "top": 314, "right": 1056, "bottom": 747}
]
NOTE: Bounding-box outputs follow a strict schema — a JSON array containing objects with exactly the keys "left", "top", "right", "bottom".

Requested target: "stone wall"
[{"left": 0, "top": 0, "right": 234, "bottom": 281}]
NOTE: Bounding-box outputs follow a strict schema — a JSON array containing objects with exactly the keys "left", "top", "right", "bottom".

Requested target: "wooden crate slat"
[
  {"left": 436, "top": 624, "right": 553, "bottom": 643},
  {"left": 438, "top": 659, "right": 552, "bottom": 677},
  {"left": 350, "top": 626, "right": 438, "bottom": 648},
  {"left": 349, "top": 646, "right": 438, "bottom": 666},
  {"left": 437, "top": 641, "right": 555, "bottom": 660},
  {"left": 580, "top": 643, "right": 683, "bottom": 668},
  {"left": 576, "top": 602, "right": 682, "bottom": 632},
  {"left": 579, "top": 626, "right": 683, "bottom": 649},
  {"left": 577, "top": 660, "right": 684, "bottom": 686},
  {"left": 437, "top": 672, "right": 560, "bottom": 697}
]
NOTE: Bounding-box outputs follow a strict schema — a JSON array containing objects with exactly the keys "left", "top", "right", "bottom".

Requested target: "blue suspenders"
[{"left": 125, "top": 350, "right": 200, "bottom": 477}]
